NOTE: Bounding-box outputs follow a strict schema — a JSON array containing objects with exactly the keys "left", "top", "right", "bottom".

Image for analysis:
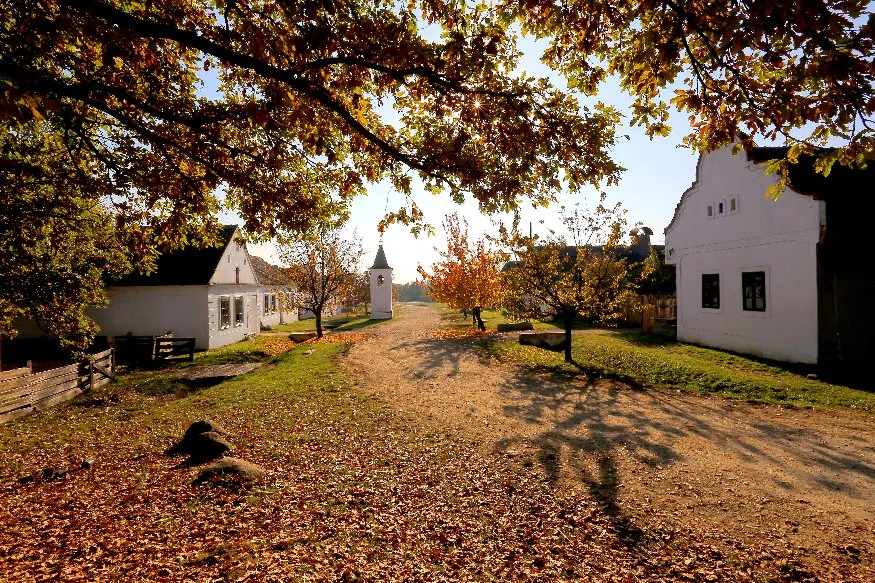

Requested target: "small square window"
[
  {"left": 742, "top": 271, "right": 766, "bottom": 312},
  {"left": 702, "top": 274, "right": 720, "bottom": 309}
]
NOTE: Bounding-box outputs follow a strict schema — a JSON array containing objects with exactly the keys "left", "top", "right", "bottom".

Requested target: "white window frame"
[
  {"left": 263, "top": 294, "right": 270, "bottom": 316},
  {"left": 234, "top": 295, "right": 245, "bottom": 327},
  {"left": 219, "top": 296, "right": 231, "bottom": 329},
  {"left": 706, "top": 203, "right": 715, "bottom": 219},
  {"left": 739, "top": 266, "right": 770, "bottom": 318},
  {"left": 729, "top": 196, "right": 739, "bottom": 214},
  {"left": 270, "top": 294, "right": 277, "bottom": 313}
]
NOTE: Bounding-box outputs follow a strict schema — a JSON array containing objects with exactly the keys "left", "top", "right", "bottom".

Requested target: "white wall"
[
  {"left": 369, "top": 268, "right": 393, "bottom": 319},
  {"left": 90, "top": 286, "right": 209, "bottom": 346},
  {"left": 665, "top": 145, "right": 824, "bottom": 363},
  {"left": 207, "top": 285, "right": 260, "bottom": 349},
  {"left": 211, "top": 231, "right": 258, "bottom": 285}
]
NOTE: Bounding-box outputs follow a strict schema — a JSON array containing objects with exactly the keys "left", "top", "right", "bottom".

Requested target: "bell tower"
[{"left": 369, "top": 244, "right": 393, "bottom": 319}]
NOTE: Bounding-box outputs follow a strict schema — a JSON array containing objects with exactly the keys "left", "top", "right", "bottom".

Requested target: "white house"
[
  {"left": 90, "top": 225, "right": 261, "bottom": 350},
  {"left": 665, "top": 143, "right": 872, "bottom": 368}
]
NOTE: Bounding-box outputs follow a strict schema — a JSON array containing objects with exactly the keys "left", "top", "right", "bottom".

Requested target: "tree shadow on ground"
[{"left": 488, "top": 356, "right": 875, "bottom": 551}]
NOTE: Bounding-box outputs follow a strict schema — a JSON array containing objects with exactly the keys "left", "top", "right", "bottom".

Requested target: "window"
[
  {"left": 219, "top": 296, "right": 231, "bottom": 328},
  {"left": 717, "top": 200, "right": 726, "bottom": 216},
  {"left": 263, "top": 294, "right": 270, "bottom": 315},
  {"left": 742, "top": 271, "right": 766, "bottom": 312},
  {"left": 377, "top": 274, "right": 385, "bottom": 287},
  {"left": 235, "top": 267, "right": 240, "bottom": 284},
  {"left": 270, "top": 294, "right": 277, "bottom": 312},
  {"left": 702, "top": 274, "right": 720, "bottom": 309},
  {"left": 730, "top": 197, "right": 737, "bottom": 213},
  {"left": 234, "top": 296, "right": 244, "bottom": 326},
  {"left": 707, "top": 203, "right": 714, "bottom": 218}
]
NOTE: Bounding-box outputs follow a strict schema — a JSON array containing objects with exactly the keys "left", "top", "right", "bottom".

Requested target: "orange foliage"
[{"left": 418, "top": 214, "right": 504, "bottom": 321}]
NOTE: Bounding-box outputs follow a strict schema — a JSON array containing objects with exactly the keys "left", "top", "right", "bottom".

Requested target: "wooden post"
[
  {"left": 110, "top": 346, "right": 116, "bottom": 374},
  {"left": 89, "top": 356, "right": 94, "bottom": 391},
  {"left": 26, "top": 360, "right": 33, "bottom": 373}
]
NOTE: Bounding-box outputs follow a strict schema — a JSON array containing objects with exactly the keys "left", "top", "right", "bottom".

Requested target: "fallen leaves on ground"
[
  {"left": 430, "top": 328, "right": 498, "bottom": 341},
  {"left": 0, "top": 346, "right": 857, "bottom": 582}
]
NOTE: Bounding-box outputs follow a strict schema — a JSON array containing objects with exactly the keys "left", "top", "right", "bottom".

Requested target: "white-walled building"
[
  {"left": 249, "top": 255, "right": 299, "bottom": 328},
  {"left": 665, "top": 144, "right": 872, "bottom": 368},
  {"left": 90, "top": 225, "right": 261, "bottom": 349},
  {"left": 369, "top": 244, "right": 393, "bottom": 319}
]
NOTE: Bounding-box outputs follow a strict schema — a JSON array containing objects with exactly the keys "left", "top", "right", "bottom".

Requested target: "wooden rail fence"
[
  {"left": 107, "top": 335, "right": 194, "bottom": 366},
  {"left": 620, "top": 295, "right": 677, "bottom": 327},
  {"left": 0, "top": 348, "right": 115, "bottom": 424}
]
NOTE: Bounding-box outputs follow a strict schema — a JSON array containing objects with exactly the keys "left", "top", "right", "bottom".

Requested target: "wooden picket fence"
[{"left": 0, "top": 348, "right": 115, "bottom": 424}]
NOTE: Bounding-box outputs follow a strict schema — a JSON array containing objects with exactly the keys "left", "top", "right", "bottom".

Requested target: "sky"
[{"left": 214, "top": 29, "right": 702, "bottom": 284}]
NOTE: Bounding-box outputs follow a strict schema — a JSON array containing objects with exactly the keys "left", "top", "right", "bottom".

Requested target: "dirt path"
[{"left": 343, "top": 303, "right": 875, "bottom": 577}]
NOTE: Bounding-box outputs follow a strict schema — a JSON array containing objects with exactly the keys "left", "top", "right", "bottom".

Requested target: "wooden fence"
[
  {"left": 620, "top": 295, "right": 677, "bottom": 327},
  {"left": 0, "top": 348, "right": 115, "bottom": 424},
  {"left": 108, "top": 335, "right": 194, "bottom": 366}
]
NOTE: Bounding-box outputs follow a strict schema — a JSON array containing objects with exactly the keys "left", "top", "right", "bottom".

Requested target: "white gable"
[
  {"left": 209, "top": 228, "right": 258, "bottom": 285},
  {"left": 665, "top": 144, "right": 824, "bottom": 263}
]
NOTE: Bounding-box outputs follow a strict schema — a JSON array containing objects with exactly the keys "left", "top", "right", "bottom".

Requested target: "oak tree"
[
  {"left": 276, "top": 227, "right": 364, "bottom": 338},
  {"left": 501, "top": 199, "right": 643, "bottom": 362},
  {"left": 418, "top": 213, "right": 503, "bottom": 331}
]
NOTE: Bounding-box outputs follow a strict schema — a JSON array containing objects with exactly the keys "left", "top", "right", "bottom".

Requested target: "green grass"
[
  {"left": 270, "top": 313, "right": 386, "bottom": 333},
  {"left": 480, "top": 330, "right": 875, "bottom": 411},
  {"left": 438, "top": 305, "right": 581, "bottom": 331}
]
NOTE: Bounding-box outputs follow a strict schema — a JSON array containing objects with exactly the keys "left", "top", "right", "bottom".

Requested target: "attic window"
[
  {"left": 235, "top": 267, "right": 240, "bottom": 284},
  {"left": 707, "top": 204, "right": 714, "bottom": 219}
]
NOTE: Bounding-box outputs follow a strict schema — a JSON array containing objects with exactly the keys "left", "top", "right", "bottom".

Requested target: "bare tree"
[{"left": 276, "top": 228, "right": 364, "bottom": 338}]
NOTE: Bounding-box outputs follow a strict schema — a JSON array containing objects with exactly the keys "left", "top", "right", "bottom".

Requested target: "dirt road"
[{"left": 344, "top": 303, "right": 875, "bottom": 578}]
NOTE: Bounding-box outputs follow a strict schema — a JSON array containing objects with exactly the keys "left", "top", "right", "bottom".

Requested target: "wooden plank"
[
  {"left": 1, "top": 378, "right": 81, "bottom": 413},
  {"left": 91, "top": 362, "right": 115, "bottom": 380},
  {"left": 0, "top": 373, "right": 79, "bottom": 407},
  {"left": 0, "top": 367, "right": 30, "bottom": 383},
  {"left": 90, "top": 348, "right": 112, "bottom": 361},
  {"left": 32, "top": 386, "right": 83, "bottom": 412},
  {"left": 0, "top": 364, "right": 78, "bottom": 396},
  {"left": 92, "top": 377, "right": 110, "bottom": 389},
  {"left": 0, "top": 405, "right": 34, "bottom": 424}
]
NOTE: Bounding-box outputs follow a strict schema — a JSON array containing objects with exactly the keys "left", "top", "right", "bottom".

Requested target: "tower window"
[{"left": 377, "top": 275, "right": 385, "bottom": 287}]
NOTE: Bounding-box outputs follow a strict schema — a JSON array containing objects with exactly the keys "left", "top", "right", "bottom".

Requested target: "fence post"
[{"left": 89, "top": 356, "right": 94, "bottom": 391}]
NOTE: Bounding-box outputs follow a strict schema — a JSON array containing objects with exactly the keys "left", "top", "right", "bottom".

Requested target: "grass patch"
[
  {"left": 481, "top": 330, "right": 875, "bottom": 411},
  {"left": 438, "top": 306, "right": 574, "bottom": 331},
  {"left": 271, "top": 313, "right": 386, "bottom": 333}
]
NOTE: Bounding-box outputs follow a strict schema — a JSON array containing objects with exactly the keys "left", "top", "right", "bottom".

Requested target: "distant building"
[
  {"left": 369, "top": 244, "right": 393, "bottom": 319},
  {"left": 249, "top": 255, "right": 299, "bottom": 328}
]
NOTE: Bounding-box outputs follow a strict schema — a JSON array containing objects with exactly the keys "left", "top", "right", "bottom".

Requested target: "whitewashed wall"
[
  {"left": 211, "top": 233, "right": 258, "bottom": 285},
  {"left": 207, "top": 285, "right": 260, "bottom": 349},
  {"left": 665, "top": 145, "right": 824, "bottom": 363},
  {"left": 90, "top": 286, "right": 209, "bottom": 346},
  {"left": 369, "top": 268, "right": 393, "bottom": 319}
]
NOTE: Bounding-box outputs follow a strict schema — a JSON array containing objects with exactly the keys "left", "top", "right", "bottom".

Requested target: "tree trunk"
[
  {"left": 473, "top": 306, "right": 486, "bottom": 331},
  {"left": 564, "top": 315, "right": 573, "bottom": 363},
  {"left": 315, "top": 308, "right": 323, "bottom": 338}
]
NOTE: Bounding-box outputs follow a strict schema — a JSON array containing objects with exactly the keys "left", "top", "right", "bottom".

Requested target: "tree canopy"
[
  {"left": 501, "top": 199, "right": 644, "bottom": 362},
  {"left": 2, "top": 0, "right": 872, "bottom": 344},
  {"left": 418, "top": 214, "right": 504, "bottom": 330}
]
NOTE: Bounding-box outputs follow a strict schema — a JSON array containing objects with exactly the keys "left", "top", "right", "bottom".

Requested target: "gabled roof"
[
  {"left": 113, "top": 225, "right": 238, "bottom": 286},
  {"left": 249, "top": 255, "right": 275, "bottom": 286}
]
